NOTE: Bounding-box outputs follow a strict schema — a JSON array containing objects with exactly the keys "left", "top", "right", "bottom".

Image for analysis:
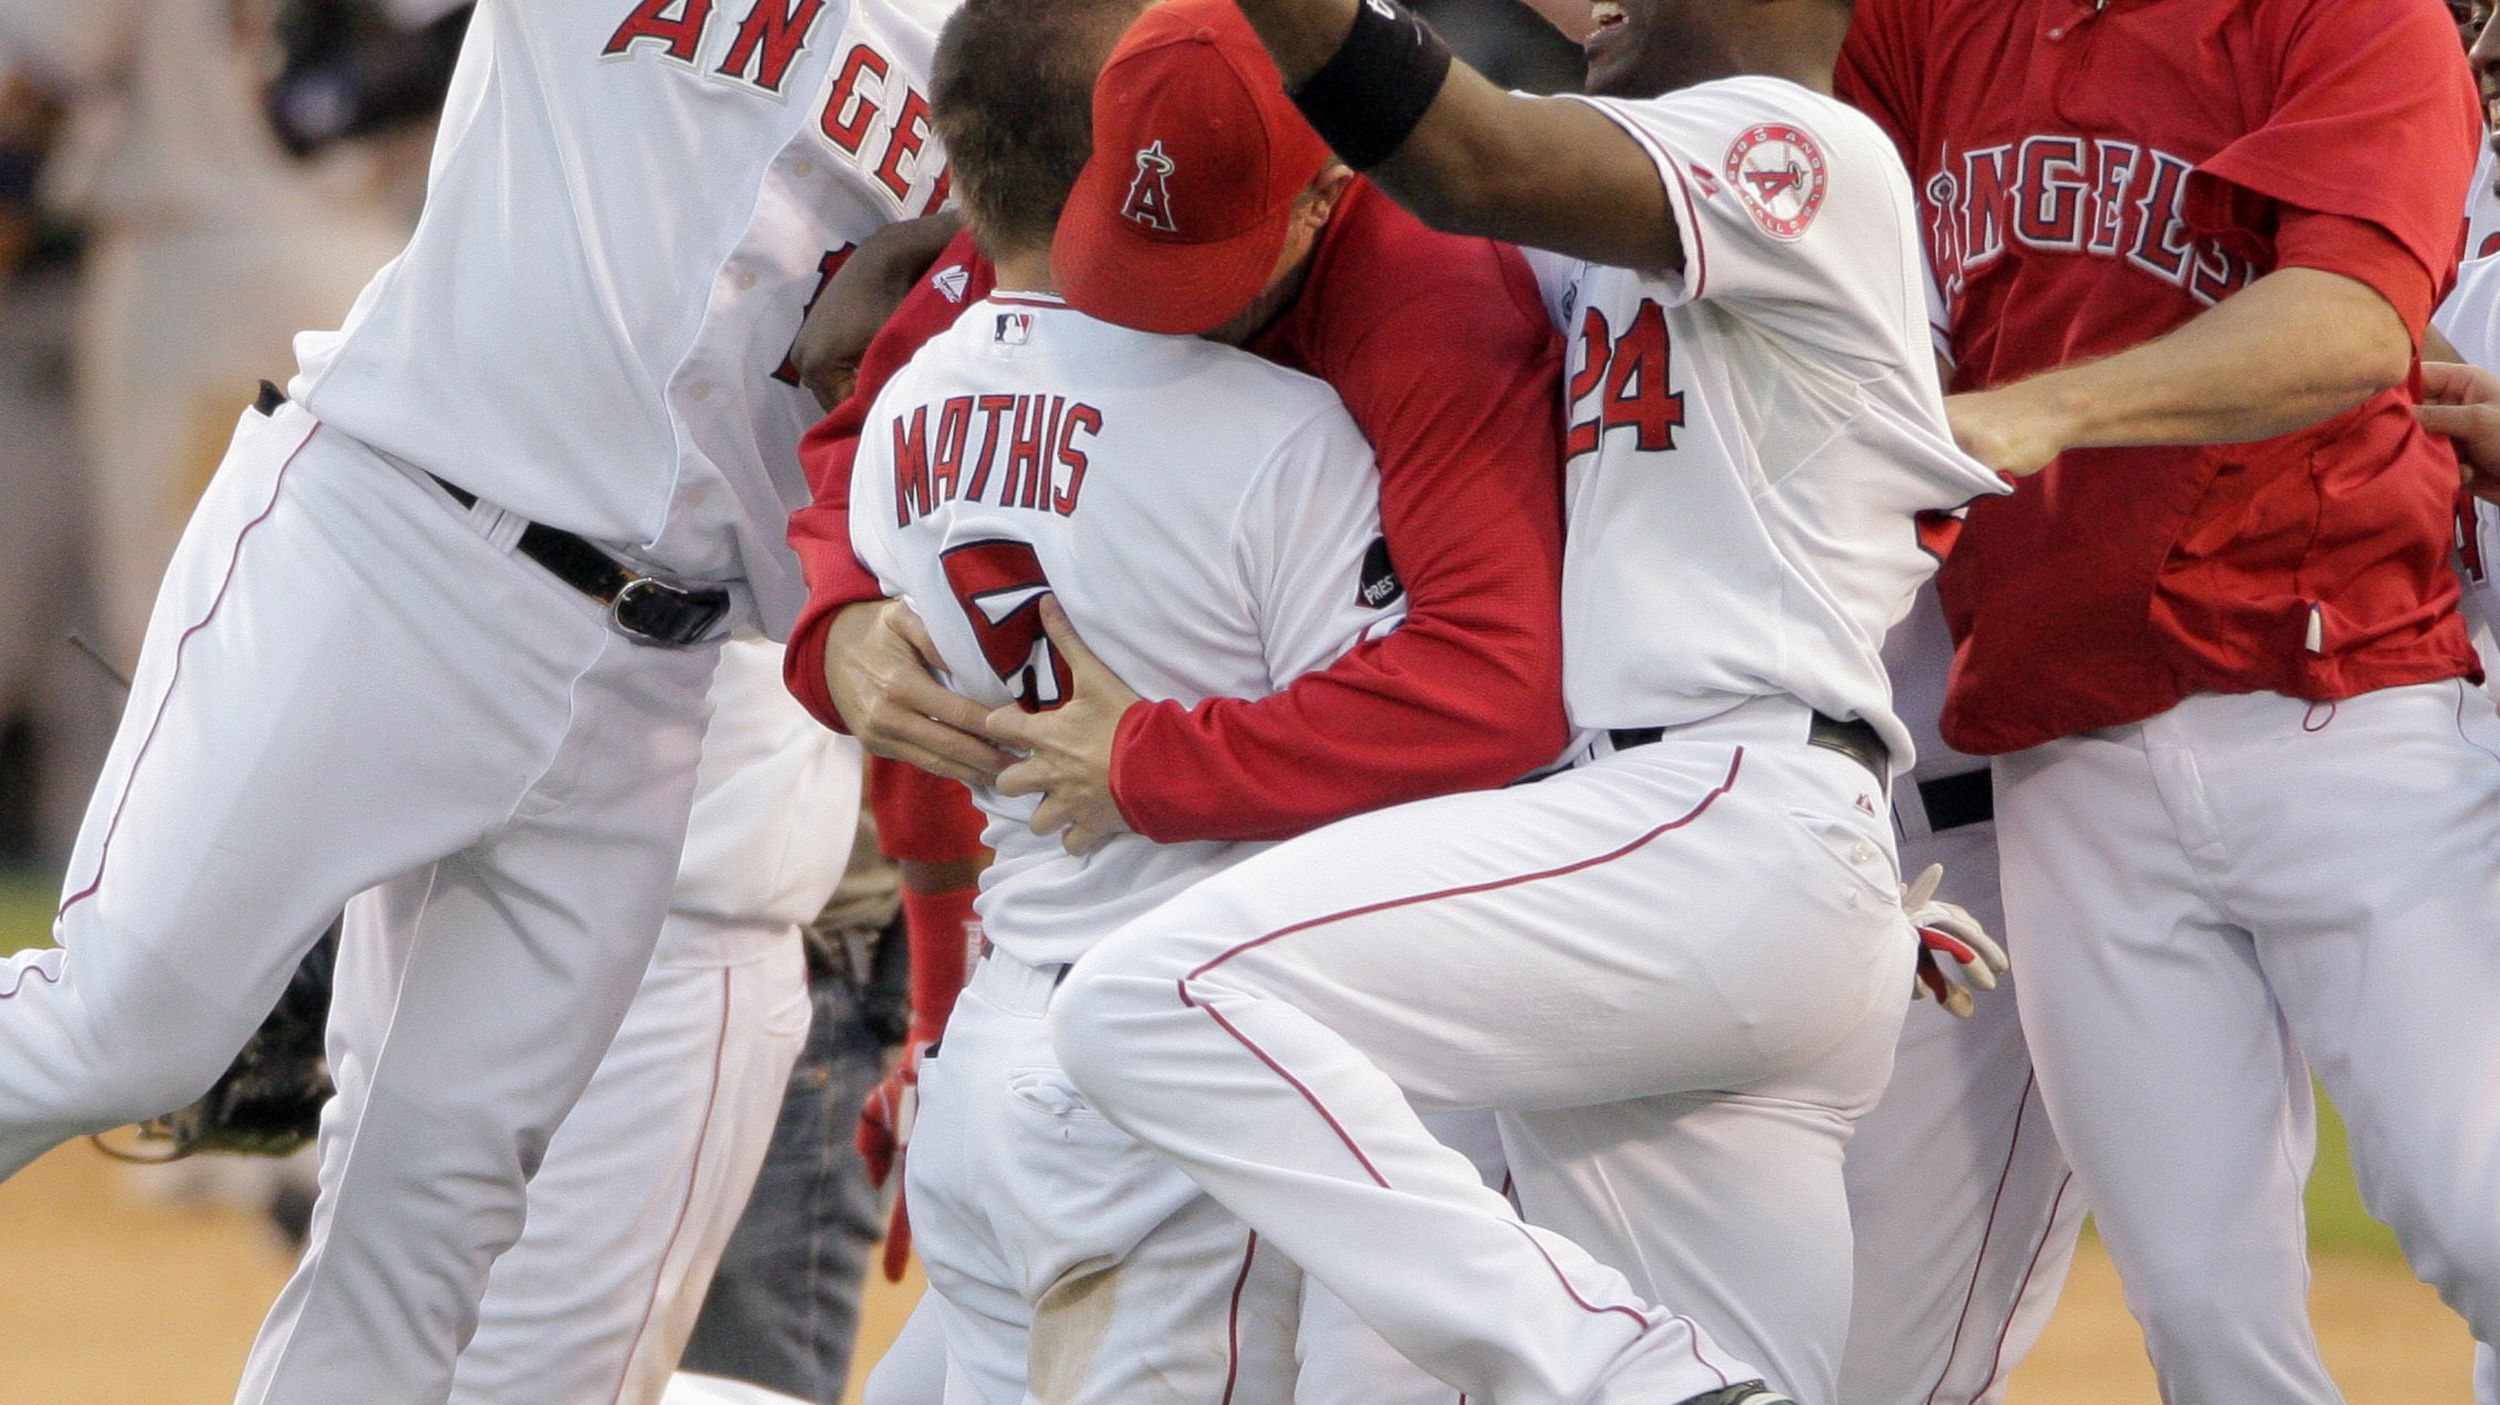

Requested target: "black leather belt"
[
  {"left": 1609, "top": 710, "right": 1890, "bottom": 783},
  {"left": 1915, "top": 767, "right": 1995, "bottom": 832},
  {"left": 428, "top": 476, "right": 729, "bottom": 647},
  {"left": 252, "top": 379, "right": 728, "bottom": 647}
]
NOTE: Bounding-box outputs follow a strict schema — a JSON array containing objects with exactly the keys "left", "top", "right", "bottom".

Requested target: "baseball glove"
[{"left": 126, "top": 921, "right": 338, "bottom": 1159}]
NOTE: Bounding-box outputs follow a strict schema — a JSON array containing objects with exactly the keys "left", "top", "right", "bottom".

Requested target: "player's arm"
[
  {"left": 1230, "top": 0, "right": 1678, "bottom": 271},
  {"left": 1105, "top": 246, "right": 1570, "bottom": 842},
  {"left": 1946, "top": 262, "right": 2412, "bottom": 476},
  {"left": 793, "top": 210, "right": 964, "bottom": 411},
  {"left": 1950, "top": 0, "right": 2471, "bottom": 475}
]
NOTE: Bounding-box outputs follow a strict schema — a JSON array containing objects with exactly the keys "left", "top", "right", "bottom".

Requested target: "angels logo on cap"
[
  {"left": 1122, "top": 141, "right": 1179, "bottom": 233},
  {"left": 1723, "top": 123, "right": 1827, "bottom": 241}
]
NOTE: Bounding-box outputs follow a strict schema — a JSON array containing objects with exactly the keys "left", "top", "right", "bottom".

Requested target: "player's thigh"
[
  {"left": 1077, "top": 742, "right": 1906, "bottom": 1112},
  {"left": 2223, "top": 682, "right": 2500, "bottom": 1318}
]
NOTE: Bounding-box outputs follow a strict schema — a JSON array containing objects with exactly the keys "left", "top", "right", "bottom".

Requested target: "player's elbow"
[{"left": 2296, "top": 273, "right": 2415, "bottom": 408}]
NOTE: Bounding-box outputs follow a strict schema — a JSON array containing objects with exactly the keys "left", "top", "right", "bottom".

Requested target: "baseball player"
[
  {"left": 975, "top": 0, "right": 2017, "bottom": 1401},
  {"left": 1841, "top": 0, "right": 2500, "bottom": 1399},
  {"left": 821, "top": 5, "right": 1566, "bottom": 1401},
  {"left": 0, "top": 3, "right": 958, "bottom": 1403},
  {"left": 845, "top": 8, "right": 1414, "bottom": 1402}
]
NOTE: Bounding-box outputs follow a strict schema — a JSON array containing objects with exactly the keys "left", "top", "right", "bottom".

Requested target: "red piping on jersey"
[
  {"left": 607, "top": 968, "right": 736, "bottom": 1405},
  {"left": 986, "top": 293, "right": 1067, "bottom": 309},
  {"left": 1173, "top": 749, "right": 1747, "bottom": 1342},
  {"left": 52, "top": 422, "right": 323, "bottom": 932},
  {"left": 1221, "top": 1232, "right": 1259, "bottom": 1405},
  {"left": 1924, "top": 1068, "right": 2043, "bottom": 1405}
]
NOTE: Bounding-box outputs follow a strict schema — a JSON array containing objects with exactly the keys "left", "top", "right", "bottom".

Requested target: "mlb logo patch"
[{"left": 995, "top": 312, "right": 1032, "bottom": 346}]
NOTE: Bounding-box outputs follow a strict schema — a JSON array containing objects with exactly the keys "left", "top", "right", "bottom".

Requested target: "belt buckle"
[{"left": 609, "top": 575, "right": 729, "bottom": 648}]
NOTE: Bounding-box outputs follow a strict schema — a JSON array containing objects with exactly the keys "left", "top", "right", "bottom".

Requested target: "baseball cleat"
[{"left": 1674, "top": 1384, "right": 1794, "bottom": 1405}]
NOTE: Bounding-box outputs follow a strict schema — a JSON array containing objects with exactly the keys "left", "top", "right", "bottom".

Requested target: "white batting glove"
[{"left": 1902, "top": 862, "right": 2010, "bottom": 1018}]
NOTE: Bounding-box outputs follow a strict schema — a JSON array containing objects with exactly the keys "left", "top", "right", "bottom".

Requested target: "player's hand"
[
  {"left": 1944, "top": 385, "right": 2072, "bottom": 480},
  {"left": 983, "top": 596, "right": 1142, "bottom": 857},
  {"left": 1902, "top": 862, "right": 2008, "bottom": 1018},
  {"left": 857, "top": 1041, "right": 924, "bottom": 1282},
  {"left": 2417, "top": 361, "right": 2500, "bottom": 504},
  {"left": 824, "top": 599, "right": 1015, "bottom": 787}
]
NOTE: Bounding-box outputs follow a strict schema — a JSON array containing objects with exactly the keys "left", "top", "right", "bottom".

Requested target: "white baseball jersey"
[
  {"left": 1526, "top": 76, "right": 2011, "bottom": 767},
  {"left": 848, "top": 293, "right": 1403, "bottom": 970},
  {"left": 290, "top": 0, "right": 958, "bottom": 635}
]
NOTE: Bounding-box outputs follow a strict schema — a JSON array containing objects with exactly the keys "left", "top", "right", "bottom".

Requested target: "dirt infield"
[{"left": 0, "top": 1140, "right": 2474, "bottom": 1405}]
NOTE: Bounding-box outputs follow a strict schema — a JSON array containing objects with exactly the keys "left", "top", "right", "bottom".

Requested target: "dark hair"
[{"left": 930, "top": 0, "right": 1145, "bottom": 258}]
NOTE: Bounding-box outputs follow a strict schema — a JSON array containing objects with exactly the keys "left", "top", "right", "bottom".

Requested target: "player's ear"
[{"left": 1302, "top": 163, "right": 1358, "bottom": 228}]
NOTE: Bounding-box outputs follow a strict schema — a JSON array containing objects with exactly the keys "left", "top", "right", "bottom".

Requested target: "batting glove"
[
  {"left": 857, "top": 1041, "right": 927, "bottom": 1281},
  {"left": 1902, "top": 862, "right": 2009, "bottom": 1019}
]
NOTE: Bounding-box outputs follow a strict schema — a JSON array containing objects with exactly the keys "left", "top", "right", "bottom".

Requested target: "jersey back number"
[
  {"left": 1566, "top": 299, "right": 1685, "bottom": 461},
  {"left": 941, "top": 539, "right": 1073, "bottom": 712}
]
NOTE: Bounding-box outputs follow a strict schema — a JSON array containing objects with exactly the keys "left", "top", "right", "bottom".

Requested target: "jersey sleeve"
[
  {"left": 2187, "top": 0, "right": 2477, "bottom": 326},
  {"left": 782, "top": 231, "right": 993, "bottom": 730},
  {"left": 1106, "top": 218, "right": 1572, "bottom": 846},
  {"left": 1569, "top": 80, "right": 1918, "bottom": 369}
]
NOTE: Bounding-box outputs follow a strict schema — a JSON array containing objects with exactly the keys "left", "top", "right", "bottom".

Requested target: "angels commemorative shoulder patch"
[{"left": 1723, "top": 123, "right": 1827, "bottom": 241}]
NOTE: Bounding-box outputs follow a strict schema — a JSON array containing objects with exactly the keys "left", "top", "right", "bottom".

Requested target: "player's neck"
[{"left": 992, "top": 246, "right": 1058, "bottom": 298}]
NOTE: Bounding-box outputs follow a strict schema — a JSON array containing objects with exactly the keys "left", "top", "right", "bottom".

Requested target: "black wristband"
[{"left": 1289, "top": 0, "right": 1455, "bottom": 171}]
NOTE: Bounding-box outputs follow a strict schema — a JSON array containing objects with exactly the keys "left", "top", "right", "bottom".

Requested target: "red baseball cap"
[{"left": 1053, "top": 0, "right": 1333, "bottom": 335}]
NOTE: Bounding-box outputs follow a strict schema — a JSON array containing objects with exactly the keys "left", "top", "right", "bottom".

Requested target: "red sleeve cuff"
[
  {"left": 781, "top": 605, "right": 848, "bottom": 734},
  {"left": 2273, "top": 207, "right": 2438, "bottom": 342},
  {"left": 1104, "top": 700, "right": 1168, "bottom": 841}
]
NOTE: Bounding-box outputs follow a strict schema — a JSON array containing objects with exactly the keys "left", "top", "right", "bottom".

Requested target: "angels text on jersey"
[
  {"left": 1923, "top": 136, "right": 2254, "bottom": 315},
  {"left": 603, "top": 0, "right": 951, "bottom": 217}
]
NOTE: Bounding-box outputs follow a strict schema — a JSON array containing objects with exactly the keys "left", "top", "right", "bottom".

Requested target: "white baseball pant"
[
  {"left": 1998, "top": 680, "right": 2500, "bottom": 1405},
  {"left": 443, "top": 641, "right": 860, "bottom": 1405},
  {"left": 1836, "top": 816, "right": 2083, "bottom": 1405},
  {"left": 1050, "top": 701, "right": 1915, "bottom": 1405},
  {"left": 910, "top": 949, "right": 1489, "bottom": 1405},
  {"left": 0, "top": 399, "right": 721, "bottom": 1405}
]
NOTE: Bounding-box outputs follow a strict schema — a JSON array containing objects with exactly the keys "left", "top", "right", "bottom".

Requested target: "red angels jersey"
[
  {"left": 1527, "top": 77, "right": 2009, "bottom": 771},
  {"left": 849, "top": 295, "right": 1405, "bottom": 969},
  {"left": 289, "top": 0, "right": 959, "bottom": 637}
]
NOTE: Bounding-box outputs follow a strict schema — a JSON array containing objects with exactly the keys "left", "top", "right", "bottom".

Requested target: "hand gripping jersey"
[
  {"left": 291, "top": 0, "right": 958, "bottom": 635},
  {"left": 1529, "top": 76, "right": 2009, "bottom": 769},
  {"left": 848, "top": 294, "right": 1405, "bottom": 968}
]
